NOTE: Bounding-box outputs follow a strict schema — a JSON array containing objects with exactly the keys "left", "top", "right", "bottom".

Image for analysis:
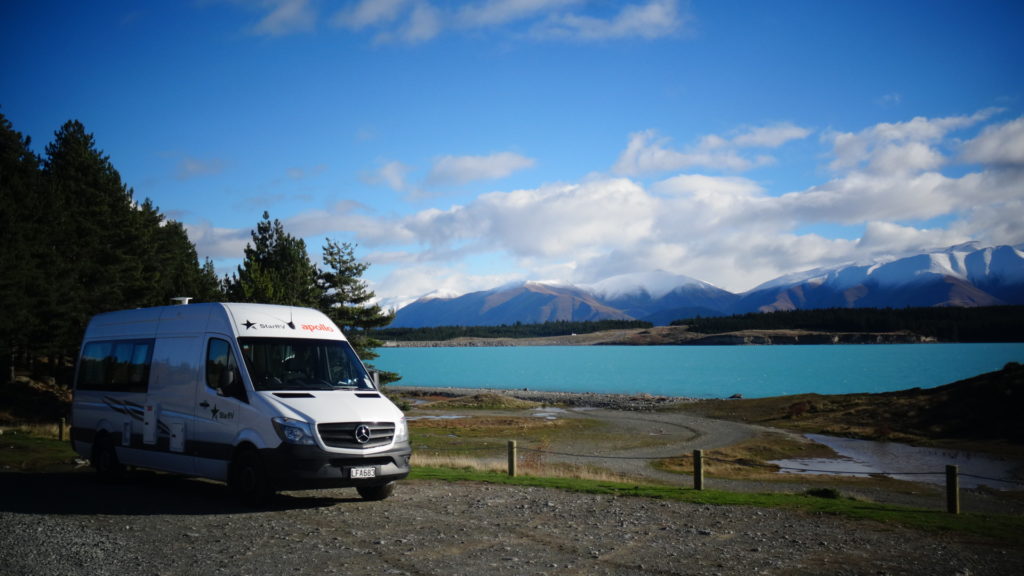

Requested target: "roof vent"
[{"left": 171, "top": 297, "right": 193, "bottom": 306}]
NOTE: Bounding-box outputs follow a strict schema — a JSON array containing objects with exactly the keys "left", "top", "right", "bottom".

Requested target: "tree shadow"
[{"left": 0, "top": 470, "right": 359, "bottom": 515}]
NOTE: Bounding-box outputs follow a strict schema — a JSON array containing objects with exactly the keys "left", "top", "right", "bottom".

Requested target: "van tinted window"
[{"left": 77, "top": 339, "right": 154, "bottom": 392}]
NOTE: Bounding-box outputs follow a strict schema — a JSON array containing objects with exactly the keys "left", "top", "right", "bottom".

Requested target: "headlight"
[
  {"left": 272, "top": 417, "right": 316, "bottom": 445},
  {"left": 394, "top": 417, "right": 409, "bottom": 443}
]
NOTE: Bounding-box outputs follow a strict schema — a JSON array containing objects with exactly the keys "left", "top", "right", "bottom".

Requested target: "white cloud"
[
  {"left": 364, "top": 160, "right": 413, "bottom": 192},
  {"left": 331, "top": 0, "right": 442, "bottom": 43},
  {"left": 732, "top": 122, "right": 812, "bottom": 148},
  {"left": 185, "top": 220, "right": 251, "bottom": 260},
  {"left": 332, "top": 0, "right": 408, "bottom": 30},
  {"left": 395, "top": 1, "right": 443, "bottom": 43},
  {"left": 855, "top": 221, "right": 969, "bottom": 254},
  {"left": 371, "top": 264, "right": 522, "bottom": 310},
  {"left": 177, "top": 156, "right": 226, "bottom": 180},
  {"left": 456, "top": 0, "right": 583, "bottom": 28},
  {"left": 531, "top": 0, "right": 686, "bottom": 41},
  {"left": 825, "top": 108, "right": 1001, "bottom": 173},
  {"left": 961, "top": 117, "right": 1024, "bottom": 166},
  {"left": 427, "top": 152, "right": 536, "bottom": 186},
  {"left": 246, "top": 0, "right": 687, "bottom": 43},
  {"left": 250, "top": 0, "right": 316, "bottom": 36},
  {"left": 613, "top": 124, "right": 809, "bottom": 176}
]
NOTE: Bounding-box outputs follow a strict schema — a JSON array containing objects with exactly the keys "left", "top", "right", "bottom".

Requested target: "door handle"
[{"left": 199, "top": 401, "right": 210, "bottom": 408}]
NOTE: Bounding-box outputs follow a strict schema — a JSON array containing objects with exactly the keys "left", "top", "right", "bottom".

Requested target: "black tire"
[
  {"left": 230, "top": 448, "right": 273, "bottom": 506},
  {"left": 357, "top": 482, "right": 395, "bottom": 501},
  {"left": 92, "top": 434, "right": 125, "bottom": 481}
]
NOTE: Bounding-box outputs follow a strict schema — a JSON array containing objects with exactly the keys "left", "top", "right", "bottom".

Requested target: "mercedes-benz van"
[{"left": 70, "top": 302, "right": 411, "bottom": 503}]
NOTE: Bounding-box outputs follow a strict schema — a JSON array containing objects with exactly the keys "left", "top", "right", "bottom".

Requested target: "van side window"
[
  {"left": 206, "top": 338, "right": 246, "bottom": 402},
  {"left": 77, "top": 339, "right": 154, "bottom": 393}
]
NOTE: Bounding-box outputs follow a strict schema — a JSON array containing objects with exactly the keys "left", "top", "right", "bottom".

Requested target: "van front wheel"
[
  {"left": 357, "top": 482, "right": 395, "bottom": 501},
  {"left": 230, "top": 449, "right": 273, "bottom": 505},
  {"left": 92, "top": 435, "right": 124, "bottom": 481}
]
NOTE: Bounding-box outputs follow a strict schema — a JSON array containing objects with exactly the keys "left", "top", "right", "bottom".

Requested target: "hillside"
[{"left": 676, "top": 362, "right": 1024, "bottom": 453}]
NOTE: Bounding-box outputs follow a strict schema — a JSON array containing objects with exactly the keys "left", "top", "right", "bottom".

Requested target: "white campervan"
[{"left": 70, "top": 302, "right": 410, "bottom": 503}]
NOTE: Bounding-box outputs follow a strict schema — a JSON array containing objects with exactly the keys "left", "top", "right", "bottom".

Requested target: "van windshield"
[{"left": 238, "top": 338, "right": 375, "bottom": 392}]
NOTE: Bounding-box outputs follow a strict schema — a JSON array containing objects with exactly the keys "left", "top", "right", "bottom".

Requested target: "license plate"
[{"left": 350, "top": 466, "right": 376, "bottom": 479}]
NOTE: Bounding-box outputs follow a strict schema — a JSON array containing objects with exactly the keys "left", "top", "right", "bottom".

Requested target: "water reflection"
[{"left": 770, "top": 434, "right": 1024, "bottom": 490}]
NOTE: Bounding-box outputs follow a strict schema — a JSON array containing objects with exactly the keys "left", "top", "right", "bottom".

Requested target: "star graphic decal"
[{"left": 243, "top": 320, "right": 255, "bottom": 330}]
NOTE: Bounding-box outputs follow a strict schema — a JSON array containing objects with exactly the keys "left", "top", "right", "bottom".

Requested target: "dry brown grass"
[
  {"left": 655, "top": 430, "right": 837, "bottom": 480},
  {"left": 411, "top": 452, "right": 639, "bottom": 483}
]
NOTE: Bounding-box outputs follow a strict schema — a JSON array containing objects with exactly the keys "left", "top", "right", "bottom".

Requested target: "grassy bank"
[
  {"left": 410, "top": 466, "right": 1024, "bottom": 547},
  {"left": 671, "top": 362, "right": 1024, "bottom": 457}
]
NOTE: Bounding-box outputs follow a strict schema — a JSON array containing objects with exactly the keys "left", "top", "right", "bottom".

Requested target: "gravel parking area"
[{"left": 1, "top": 472, "right": 1021, "bottom": 576}]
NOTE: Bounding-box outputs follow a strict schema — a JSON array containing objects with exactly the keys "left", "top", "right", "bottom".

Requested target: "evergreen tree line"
[
  {"left": 374, "top": 319, "right": 653, "bottom": 342},
  {"left": 670, "top": 306, "right": 1024, "bottom": 342},
  {"left": 0, "top": 114, "right": 392, "bottom": 386}
]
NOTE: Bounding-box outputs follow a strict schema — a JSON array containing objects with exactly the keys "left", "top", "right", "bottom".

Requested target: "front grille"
[{"left": 318, "top": 422, "right": 395, "bottom": 449}]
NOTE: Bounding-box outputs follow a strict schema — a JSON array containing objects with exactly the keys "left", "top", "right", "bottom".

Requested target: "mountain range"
[{"left": 391, "top": 243, "right": 1024, "bottom": 328}]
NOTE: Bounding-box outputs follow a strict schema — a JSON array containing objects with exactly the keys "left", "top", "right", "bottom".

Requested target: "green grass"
[
  {"left": 409, "top": 466, "right": 1024, "bottom": 547},
  {"left": 0, "top": 429, "right": 79, "bottom": 471}
]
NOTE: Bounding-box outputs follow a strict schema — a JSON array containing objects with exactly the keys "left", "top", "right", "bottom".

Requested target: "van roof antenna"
[{"left": 171, "top": 297, "right": 193, "bottom": 306}]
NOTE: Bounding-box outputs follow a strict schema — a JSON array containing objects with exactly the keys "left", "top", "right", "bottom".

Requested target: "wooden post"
[
  {"left": 693, "top": 449, "right": 704, "bottom": 490},
  {"left": 946, "top": 464, "right": 960, "bottom": 514},
  {"left": 508, "top": 440, "right": 517, "bottom": 477},
  {"left": 59, "top": 417, "right": 65, "bottom": 442}
]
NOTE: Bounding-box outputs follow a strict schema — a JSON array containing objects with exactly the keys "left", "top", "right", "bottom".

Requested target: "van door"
[
  {"left": 140, "top": 336, "right": 201, "bottom": 475},
  {"left": 193, "top": 336, "right": 245, "bottom": 481}
]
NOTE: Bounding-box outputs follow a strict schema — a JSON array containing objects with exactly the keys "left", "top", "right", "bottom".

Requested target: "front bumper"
[{"left": 260, "top": 441, "right": 412, "bottom": 491}]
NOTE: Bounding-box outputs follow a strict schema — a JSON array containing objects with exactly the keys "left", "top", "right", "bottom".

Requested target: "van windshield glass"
[{"left": 238, "top": 338, "right": 374, "bottom": 392}]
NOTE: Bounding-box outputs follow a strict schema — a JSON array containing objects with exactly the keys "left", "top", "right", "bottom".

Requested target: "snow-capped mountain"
[
  {"left": 736, "top": 244, "right": 1024, "bottom": 312},
  {"left": 390, "top": 244, "right": 1024, "bottom": 327},
  {"left": 392, "top": 281, "right": 632, "bottom": 328},
  {"left": 584, "top": 270, "right": 738, "bottom": 325}
]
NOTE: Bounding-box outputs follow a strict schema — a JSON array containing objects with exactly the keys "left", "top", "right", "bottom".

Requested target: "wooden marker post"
[
  {"left": 946, "top": 465, "right": 960, "bottom": 514},
  {"left": 694, "top": 449, "right": 704, "bottom": 490}
]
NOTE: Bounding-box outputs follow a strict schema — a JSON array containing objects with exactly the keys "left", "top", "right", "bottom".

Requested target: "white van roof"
[{"left": 83, "top": 303, "right": 347, "bottom": 341}]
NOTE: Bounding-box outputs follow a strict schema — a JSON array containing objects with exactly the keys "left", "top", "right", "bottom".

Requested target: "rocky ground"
[{"left": 1, "top": 473, "right": 1022, "bottom": 576}]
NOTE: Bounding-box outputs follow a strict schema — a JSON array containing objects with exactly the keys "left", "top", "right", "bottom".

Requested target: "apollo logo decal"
[{"left": 301, "top": 323, "right": 336, "bottom": 333}]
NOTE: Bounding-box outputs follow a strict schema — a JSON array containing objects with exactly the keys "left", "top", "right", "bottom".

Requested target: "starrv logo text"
[{"left": 301, "top": 323, "right": 335, "bottom": 333}]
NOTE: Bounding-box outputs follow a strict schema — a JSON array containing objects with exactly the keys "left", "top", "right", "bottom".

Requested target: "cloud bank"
[{"left": 191, "top": 111, "right": 1024, "bottom": 309}]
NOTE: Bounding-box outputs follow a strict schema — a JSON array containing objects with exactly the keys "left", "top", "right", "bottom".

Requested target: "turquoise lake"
[{"left": 374, "top": 343, "right": 1024, "bottom": 399}]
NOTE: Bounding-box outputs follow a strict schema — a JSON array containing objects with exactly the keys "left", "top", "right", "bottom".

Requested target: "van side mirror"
[{"left": 219, "top": 368, "right": 247, "bottom": 402}]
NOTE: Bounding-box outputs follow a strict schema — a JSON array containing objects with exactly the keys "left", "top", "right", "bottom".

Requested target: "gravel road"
[{"left": 1, "top": 472, "right": 1021, "bottom": 576}]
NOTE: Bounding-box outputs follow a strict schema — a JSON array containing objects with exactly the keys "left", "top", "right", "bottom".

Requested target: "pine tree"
[
  {"left": 0, "top": 113, "right": 42, "bottom": 383},
  {"left": 227, "top": 212, "right": 319, "bottom": 306},
  {"left": 42, "top": 120, "right": 139, "bottom": 369},
  {"left": 317, "top": 239, "right": 396, "bottom": 363},
  {"left": 317, "top": 239, "right": 397, "bottom": 385}
]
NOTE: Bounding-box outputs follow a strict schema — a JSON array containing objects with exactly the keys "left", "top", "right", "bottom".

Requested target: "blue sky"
[{"left": 3, "top": 0, "right": 1023, "bottom": 309}]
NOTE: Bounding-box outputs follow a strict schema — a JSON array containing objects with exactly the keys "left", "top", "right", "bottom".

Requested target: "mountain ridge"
[{"left": 392, "top": 244, "right": 1024, "bottom": 327}]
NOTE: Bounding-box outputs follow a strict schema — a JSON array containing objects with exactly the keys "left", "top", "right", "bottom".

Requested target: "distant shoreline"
[
  {"left": 390, "top": 384, "right": 693, "bottom": 411},
  {"left": 382, "top": 326, "right": 939, "bottom": 347}
]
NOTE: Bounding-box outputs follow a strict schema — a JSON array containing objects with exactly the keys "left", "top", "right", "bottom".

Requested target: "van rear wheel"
[
  {"left": 92, "top": 434, "right": 125, "bottom": 481},
  {"left": 230, "top": 449, "right": 273, "bottom": 505},
  {"left": 357, "top": 482, "right": 395, "bottom": 501}
]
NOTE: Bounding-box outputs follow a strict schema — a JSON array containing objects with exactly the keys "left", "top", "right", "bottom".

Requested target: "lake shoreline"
[
  {"left": 382, "top": 326, "right": 942, "bottom": 347},
  {"left": 390, "top": 384, "right": 694, "bottom": 411}
]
